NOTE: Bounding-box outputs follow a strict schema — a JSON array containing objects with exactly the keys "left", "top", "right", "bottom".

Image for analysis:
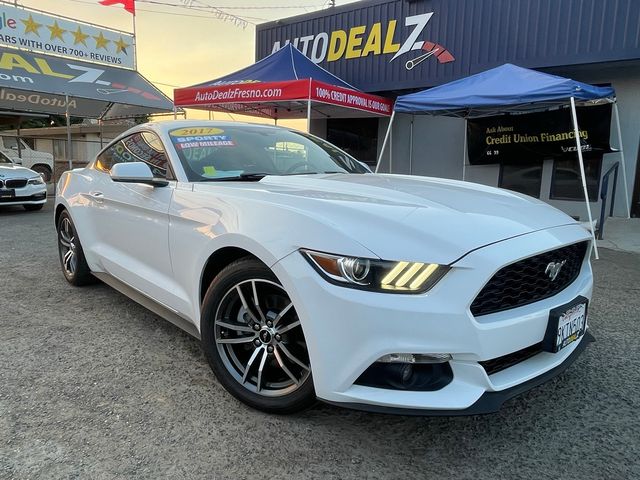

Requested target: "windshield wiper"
[
  {"left": 201, "top": 173, "right": 271, "bottom": 182},
  {"left": 201, "top": 171, "right": 348, "bottom": 182}
]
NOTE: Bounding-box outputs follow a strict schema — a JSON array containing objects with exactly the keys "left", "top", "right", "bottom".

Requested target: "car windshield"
[
  {"left": 0, "top": 152, "right": 12, "bottom": 164},
  {"left": 167, "top": 125, "right": 369, "bottom": 181}
]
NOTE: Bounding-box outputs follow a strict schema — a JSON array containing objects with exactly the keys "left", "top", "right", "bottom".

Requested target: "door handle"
[{"left": 89, "top": 191, "right": 104, "bottom": 203}]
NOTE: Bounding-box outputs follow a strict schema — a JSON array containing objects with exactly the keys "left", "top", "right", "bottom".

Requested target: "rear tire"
[
  {"left": 23, "top": 204, "right": 44, "bottom": 211},
  {"left": 201, "top": 258, "right": 316, "bottom": 414},
  {"left": 56, "top": 210, "right": 94, "bottom": 286}
]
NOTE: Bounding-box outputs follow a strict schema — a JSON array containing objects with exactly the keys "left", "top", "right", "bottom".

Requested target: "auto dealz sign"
[
  {"left": 269, "top": 12, "right": 454, "bottom": 70},
  {"left": 0, "top": 3, "right": 135, "bottom": 69},
  {"left": 0, "top": 46, "right": 166, "bottom": 116}
]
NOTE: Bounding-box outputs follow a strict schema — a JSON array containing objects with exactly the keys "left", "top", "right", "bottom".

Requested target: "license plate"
[
  {"left": 543, "top": 296, "right": 588, "bottom": 353},
  {"left": 0, "top": 188, "right": 15, "bottom": 198}
]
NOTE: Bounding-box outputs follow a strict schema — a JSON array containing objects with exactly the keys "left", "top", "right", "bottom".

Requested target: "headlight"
[
  {"left": 28, "top": 177, "right": 44, "bottom": 185},
  {"left": 301, "top": 249, "right": 449, "bottom": 294}
]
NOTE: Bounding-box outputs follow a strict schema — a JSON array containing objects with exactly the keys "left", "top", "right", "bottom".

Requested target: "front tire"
[
  {"left": 56, "top": 210, "right": 94, "bottom": 286},
  {"left": 32, "top": 164, "right": 52, "bottom": 183},
  {"left": 201, "top": 258, "right": 315, "bottom": 414}
]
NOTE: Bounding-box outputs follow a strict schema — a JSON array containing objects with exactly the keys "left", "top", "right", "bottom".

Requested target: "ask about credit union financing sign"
[
  {"left": 467, "top": 104, "right": 614, "bottom": 165},
  {"left": 0, "top": 2, "right": 135, "bottom": 69}
]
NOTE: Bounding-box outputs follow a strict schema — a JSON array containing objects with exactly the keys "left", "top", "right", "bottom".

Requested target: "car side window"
[{"left": 95, "top": 131, "right": 172, "bottom": 179}]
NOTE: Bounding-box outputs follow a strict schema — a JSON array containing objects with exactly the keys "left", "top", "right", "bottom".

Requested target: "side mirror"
[{"left": 110, "top": 162, "right": 168, "bottom": 187}]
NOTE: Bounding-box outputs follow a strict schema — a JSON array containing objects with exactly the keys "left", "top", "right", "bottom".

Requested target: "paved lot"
[{"left": 1, "top": 202, "right": 639, "bottom": 480}]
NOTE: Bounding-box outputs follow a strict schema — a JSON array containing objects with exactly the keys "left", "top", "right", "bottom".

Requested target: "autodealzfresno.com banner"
[
  {"left": 467, "top": 104, "right": 613, "bottom": 165},
  {"left": 0, "top": 2, "right": 135, "bottom": 69},
  {"left": 174, "top": 79, "right": 393, "bottom": 117}
]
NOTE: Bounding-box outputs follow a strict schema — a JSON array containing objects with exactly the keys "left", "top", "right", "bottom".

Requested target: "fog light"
[{"left": 377, "top": 353, "right": 452, "bottom": 364}]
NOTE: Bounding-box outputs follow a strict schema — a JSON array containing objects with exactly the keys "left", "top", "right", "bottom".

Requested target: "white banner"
[{"left": 0, "top": 2, "right": 135, "bottom": 69}]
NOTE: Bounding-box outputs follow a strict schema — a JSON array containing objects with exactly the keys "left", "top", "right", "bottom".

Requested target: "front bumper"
[
  {"left": 0, "top": 185, "right": 47, "bottom": 206},
  {"left": 325, "top": 331, "right": 594, "bottom": 415},
  {"left": 272, "top": 223, "right": 593, "bottom": 413}
]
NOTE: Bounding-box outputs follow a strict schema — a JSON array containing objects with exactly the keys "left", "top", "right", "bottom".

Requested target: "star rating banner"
[{"left": 0, "top": 2, "right": 136, "bottom": 70}]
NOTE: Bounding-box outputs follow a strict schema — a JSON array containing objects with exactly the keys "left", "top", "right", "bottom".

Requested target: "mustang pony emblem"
[{"left": 545, "top": 260, "right": 567, "bottom": 281}]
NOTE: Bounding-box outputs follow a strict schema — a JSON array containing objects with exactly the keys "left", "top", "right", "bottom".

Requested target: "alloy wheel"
[
  {"left": 58, "top": 217, "right": 77, "bottom": 276},
  {"left": 214, "top": 279, "right": 310, "bottom": 396}
]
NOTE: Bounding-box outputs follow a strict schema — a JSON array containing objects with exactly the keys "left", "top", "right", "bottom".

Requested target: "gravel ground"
[{"left": 1, "top": 202, "right": 639, "bottom": 480}]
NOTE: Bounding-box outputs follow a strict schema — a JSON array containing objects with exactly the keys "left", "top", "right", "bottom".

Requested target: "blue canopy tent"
[{"left": 376, "top": 64, "right": 630, "bottom": 258}]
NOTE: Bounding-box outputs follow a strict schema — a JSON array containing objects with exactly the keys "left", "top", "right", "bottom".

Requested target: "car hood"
[
  {"left": 194, "top": 173, "right": 579, "bottom": 264},
  {"left": 0, "top": 164, "right": 38, "bottom": 179}
]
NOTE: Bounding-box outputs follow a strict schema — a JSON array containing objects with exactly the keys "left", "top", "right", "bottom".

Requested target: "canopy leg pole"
[
  {"left": 99, "top": 119, "right": 104, "bottom": 149},
  {"left": 16, "top": 118, "right": 22, "bottom": 162},
  {"left": 613, "top": 103, "right": 631, "bottom": 218},
  {"left": 462, "top": 119, "right": 468, "bottom": 181},
  {"left": 65, "top": 94, "right": 72, "bottom": 171},
  {"left": 307, "top": 78, "right": 313, "bottom": 133},
  {"left": 409, "top": 115, "right": 414, "bottom": 175},
  {"left": 375, "top": 111, "right": 395, "bottom": 173},
  {"left": 173, "top": 107, "right": 178, "bottom": 120},
  {"left": 570, "top": 97, "right": 599, "bottom": 260},
  {"left": 389, "top": 118, "right": 393, "bottom": 174}
]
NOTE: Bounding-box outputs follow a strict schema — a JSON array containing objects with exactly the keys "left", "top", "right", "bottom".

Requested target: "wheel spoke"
[
  {"left": 215, "top": 319, "right": 254, "bottom": 333},
  {"left": 59, "top": 228, "right": 72, "bottom": 245},
  {"left": 242, "top": 346, "right": 263, "bottom": 384},
  {"left": 59, "top": 237, "right": 71, "bottom": 248},
  {"left": 276, "top": 319, "right": 300, "bottom": 335},
  {"left": 63, "top": 219, "right": 72, "bottom": 238},
  {"left": 278, "top": 343, "right": 309, "bottom": 371},
  {"left": 235, "top": 285, "right": 260, "bottom": 324},
  {"left": 217, "top": 335, "right": 256, "bottom": 345},
  {"left": 256, "top": 348, "right": 268, "bottom": 392},
  {"left": 63, "top": 249, "right": 74, "bottom": 273},
  {"left": 251, "top": 280, "right": 267, "bottom": 323},
  {"left": 274, "top": 347, "right": 299, "bottom": 386},
  {"left": 272, "top": 302, "right": 293, "bottom": 327}
]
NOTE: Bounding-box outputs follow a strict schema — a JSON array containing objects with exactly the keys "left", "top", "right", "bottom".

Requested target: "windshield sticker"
[
  {"left": 169, "top": 127, "right": 225, "bottom": 136},
  {"left": 173, "top": 135, "right": 235, "bottom": 149}
]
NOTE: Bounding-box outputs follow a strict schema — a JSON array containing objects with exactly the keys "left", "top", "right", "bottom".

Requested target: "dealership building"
[{"left": 256, "top": 0, "right": 640, "bottom": 219}]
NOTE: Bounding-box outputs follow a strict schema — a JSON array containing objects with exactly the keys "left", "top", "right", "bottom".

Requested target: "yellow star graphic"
[
  {"left": 72, "top": 27, "right": 89, "bottom": 46},
  {"left": 114, "top": 36, "right": 130, "bottom": 54},
  {"left": 21, "top": 14, "right": 42, "bottom": 37},
  {"left": 93, "top": 32, "right": 111, "bottom": 50},
  {"left": 47, "top": 21, "right": 66, "bottom": 41}
]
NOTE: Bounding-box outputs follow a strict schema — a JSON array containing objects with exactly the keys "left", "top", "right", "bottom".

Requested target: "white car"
[
  {"left": 0, "top": 136, "right": 55, "bottom": 182},
  {"left": 55, "top": 121, "right": 593, "bottom": 415},
  {"left": 0, "top": 152, "right": 47, "bottom": 211}
]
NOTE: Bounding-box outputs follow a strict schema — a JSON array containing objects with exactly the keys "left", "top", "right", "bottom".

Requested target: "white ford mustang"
[{"left": 55, "top": 121, "right": 593, "bottom": 414}]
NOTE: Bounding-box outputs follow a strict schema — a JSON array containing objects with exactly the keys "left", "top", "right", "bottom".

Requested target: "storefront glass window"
[
  {"left": 327, "top": 118, "right": 378, "bottom": 167},
  {"left": 550, "top": 156, "right": 602, "bottom": 201},
  {"left": 499, "top": 162, "right": 543, "bottom": 198}
]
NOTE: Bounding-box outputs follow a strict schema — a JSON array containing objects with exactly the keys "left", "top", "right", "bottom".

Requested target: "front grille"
[
  {"left": 5, "top": 178, "right": 27, "bottom": 188},
  {"left": 480, "top": 343, "right": 543, "bottom": 376},
  {"left": 471, "top": 241, "right": 588, "bottom": 317}
]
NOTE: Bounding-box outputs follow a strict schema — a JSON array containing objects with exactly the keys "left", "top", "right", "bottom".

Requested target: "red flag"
[{"left": 99, "top": 0, "right": 135, "bottom": 15}]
